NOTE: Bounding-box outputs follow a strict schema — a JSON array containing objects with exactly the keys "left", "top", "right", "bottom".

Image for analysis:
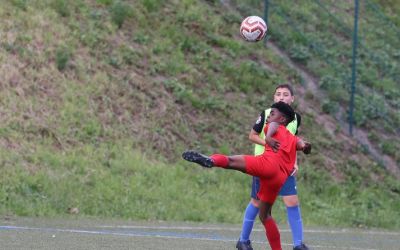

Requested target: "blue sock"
[
  {"left": 239, "top": 203, "right": 259, "bottom": 242},
  {"left": 287, "top": 205, "right": 303, "bottom": 247}
]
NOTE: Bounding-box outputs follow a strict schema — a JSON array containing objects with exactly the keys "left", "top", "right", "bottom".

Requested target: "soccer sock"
[
  {"left": 239, "top": 202, "right": 259, "bottom": 242},
  {"left": 262, "top": 217, "right": 282, "bottom": 250},
  {"left": 210, "top": 154, "right": 229, "bottom": 168},
  {"left": 287, "top": 205, "right": 303, "bottom": 247}
]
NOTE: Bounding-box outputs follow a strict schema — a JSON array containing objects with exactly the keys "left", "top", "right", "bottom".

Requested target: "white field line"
[
  {"left": 0, "top": 225, "right": 380, "bottom": 250},
  {"left": 98, "top": 224, "right": 400, "bottom": 236}
]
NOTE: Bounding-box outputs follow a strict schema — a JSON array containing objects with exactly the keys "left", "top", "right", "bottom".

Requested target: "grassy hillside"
[{"left": 0, "top": 0, "right": 399, "bottom": 229}]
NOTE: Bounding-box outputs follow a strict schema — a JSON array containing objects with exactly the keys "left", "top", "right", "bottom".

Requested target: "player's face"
[
  {"left": 274, "top": 87, "right": 294, "bottom": 105},
  {"left": 266, "top": 108, "right": 285, "bottom": 124}
]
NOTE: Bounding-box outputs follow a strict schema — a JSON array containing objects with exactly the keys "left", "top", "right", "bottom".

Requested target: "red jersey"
[{"left": 262, "top": 123, "right": 298, "bottom": 176}]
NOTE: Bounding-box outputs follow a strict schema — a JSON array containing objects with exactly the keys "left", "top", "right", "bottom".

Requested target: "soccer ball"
[{"left": 240, "top": 16, "right": 267, "bottom": 42}]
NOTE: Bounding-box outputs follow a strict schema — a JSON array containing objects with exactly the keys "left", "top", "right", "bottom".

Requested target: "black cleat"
[
  {"left": 236, "top": 239, "right": 253, "bottom": 250},
  {"left": 182, "top": 151, "right": 214, "bottom": 168},
  {"left": 293, "top": 243, "right": 310, "bottom": 250}
]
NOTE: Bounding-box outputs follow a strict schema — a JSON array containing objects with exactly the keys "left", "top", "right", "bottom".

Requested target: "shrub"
[
  {"left": 97, "top": 0, "right": 113, "bottom": 5},
  {"left": 353, "top": 94, "right": 387, "bottom": 127},
  {"left": 380, "top": 141, "right": 397, "bottom": 157},
  {"left": 289, "top": 44, "right": 311, "bottom": 63},
  {"left": 319, "top": 75, "right": 349, "bottom": 102},
  {"left": 110, "top": 1, "right": 133, "bottom": 28},
  {"left": 53, "top": 0, "right": 70, "bottom": 17},
  {"left": 11, "top": 0, "right": 27, "bottom": 11},
  {"left": 142, "top": 0, "right": 160, "bottom": 12},
  {"left": 55, "top": 46, "right": 72, "bottom": 71},
  {"left": 321, "top": 100, "right": 339, "bottom": 115}
]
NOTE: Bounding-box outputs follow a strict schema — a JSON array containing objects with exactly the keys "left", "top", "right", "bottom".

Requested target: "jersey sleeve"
[
  {"left": 252, "top": 111, "right": 265, "bottom": 133},
  {"left": 295, "top": 112, "right": 301, "bottom": 135},
  {"left": 295, "top": 112, "right": 301, "bottom": 128}
]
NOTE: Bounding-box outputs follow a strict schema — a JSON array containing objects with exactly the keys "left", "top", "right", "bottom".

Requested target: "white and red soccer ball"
[{"left": 240, "top": 16, "right": 267, "bottom": 42}]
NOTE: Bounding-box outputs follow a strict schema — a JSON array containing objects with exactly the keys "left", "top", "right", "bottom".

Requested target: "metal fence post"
[
  {"left": 264, "top": 0, "right": 269, "bottom": 26},
  {"left": 349, "top": 0, "right": 359, "bottom": 136}
]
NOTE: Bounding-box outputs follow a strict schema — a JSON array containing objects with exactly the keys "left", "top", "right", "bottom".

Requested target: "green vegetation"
[{"left": 0, "top": 0, "right": 399, "bottom": 230}]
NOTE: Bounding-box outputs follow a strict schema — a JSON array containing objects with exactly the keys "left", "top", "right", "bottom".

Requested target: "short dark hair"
[
  {"left": 275, "top": 84, "right": 294, "bottom": 96},
  {"left": 271, "top": 101, "right": 295, "bottom": 124}
]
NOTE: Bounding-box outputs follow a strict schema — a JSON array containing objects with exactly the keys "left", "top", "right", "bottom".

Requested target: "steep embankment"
[{"left": 268, "top": 42, "right": 400, "bottom": 178}]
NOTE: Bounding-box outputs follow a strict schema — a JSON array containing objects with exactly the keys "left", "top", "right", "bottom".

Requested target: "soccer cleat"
[
  {"left": 182, "top": 151, "right": 214, "bottom": 168},
  {"left": 293, "top": 243, "right": 310, "bottom": 250},
  {"left": 236, "top": 239, "right": 253, "bottom": 250}
]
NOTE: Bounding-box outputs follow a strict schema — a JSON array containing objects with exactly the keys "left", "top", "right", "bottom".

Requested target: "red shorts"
[{"left": 244, "top": 155, "right": 288, "bottom": 204}]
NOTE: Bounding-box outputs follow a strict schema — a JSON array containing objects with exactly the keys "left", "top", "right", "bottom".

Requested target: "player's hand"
[
  {"left": 303, "top": 142, "right": 311, "bottom": 154},
  {"left": 266, "top": 136, "right": 280, "bottom": 152},
  {"left": 290, "top": 164, "right": 299, "bottom": 176}
]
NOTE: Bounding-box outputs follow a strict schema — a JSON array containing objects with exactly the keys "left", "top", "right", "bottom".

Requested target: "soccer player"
[
  {"left": 237, "top": 84, "right": 309, "bottom": 250},
  {"left": 182, "top": 101, "right": 312, "bottom": 250}
]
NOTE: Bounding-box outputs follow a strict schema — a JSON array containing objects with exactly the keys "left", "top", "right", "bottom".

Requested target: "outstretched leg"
[
  {"left": 259, "top": 201, "right": 282, "bottom": 250},
  {"left": 182, "top": 151, "right": 214, "bottom": 168},
  {"left": 182, "top": 150, "right": 247, "bottom": 172}
]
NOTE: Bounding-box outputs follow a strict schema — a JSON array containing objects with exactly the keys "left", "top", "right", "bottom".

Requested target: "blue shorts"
[{"left": 250, "top": 175, "right": 297, "bottom": 199}]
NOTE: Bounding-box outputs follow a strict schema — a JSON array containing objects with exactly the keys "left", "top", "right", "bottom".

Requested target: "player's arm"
[
  {"left": 248, "top": 111, "right": 266, "bottom": 146},
  {"left": 296, "top": 138, "right": 311, "bottom": 154},
  {"left": 292, "top": 112, "right": 301, "bottom": 174},
  {"left": 291, "top": 153, "right": 299, "bottom": 176},
  {"left": 249, "top": 129, "right": 265, "bottom": 146},
  {"left": 265, "top": 122, "right": 280, "bottom": 152}
]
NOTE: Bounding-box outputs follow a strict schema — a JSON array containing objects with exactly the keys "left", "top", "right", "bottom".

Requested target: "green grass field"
[{"left": 1, "top": 217, "right": 399, "bottom": 250}]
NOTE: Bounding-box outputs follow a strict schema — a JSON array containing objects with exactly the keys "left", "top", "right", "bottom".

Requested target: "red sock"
[
  {"left": 210, "top": 154, "right": 229, "bottom": 168},
  {"left": 262, "top": 217, "right": 281, "bottom": 250}
]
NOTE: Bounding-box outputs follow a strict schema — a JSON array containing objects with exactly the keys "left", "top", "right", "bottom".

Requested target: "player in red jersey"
[
  {"left": 182, "top": 101, "right": 311, "bottom": 250},
  {"left": 238, "top": 84, "right": 308, "bottom": 250}
]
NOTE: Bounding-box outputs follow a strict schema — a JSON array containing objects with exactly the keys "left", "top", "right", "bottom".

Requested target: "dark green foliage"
[
  {"left": 180, "top": 37, "right": 203, "bottom": 54},
  {"left": 97, "top": 0, "right": 113, "bottom": 5},
  {"left": 142, "top": 0, "right": 159, "bottom": 12},
  {"left": 321, "top": 100, "right": 339, "bottom": 115},
  {"left": 110, "top": 1, "right": 133, "bottom": 28},
  {"left": 231, "top": 61, "right": 274, "bottom": 93},
  {"left": 55, "top": 46, "right": 72, "bottom": 71},
  {"left": 53, "top": 0, "right": 70, "bottom": 17},
  {"left": 119, "top": 46, "right": 139, "bottom": 65},
  {"left": 353, "top": 94, "right": 387, "bottom": 127},
  {"left": 380, "top": 141, "right": 397, "bottom": 157},
  {"left": 132, "top": 32, "right": 150, "bottom": 44},
  {"left": 11, "top": 0, "right": 27, "bottom": 11},
  {"left": 289, "top": 44, "right": 311, "bottom": 63},
  {"left": 319, "top": 75, "right": 348, "bottom": 102}
]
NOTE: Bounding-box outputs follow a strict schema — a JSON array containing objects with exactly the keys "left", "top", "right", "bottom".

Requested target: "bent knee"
[
  {"left": 282, "top": 195, "right": 299, "bottom": 207},
  {"left": 250, "top": 198, "right": 260, "bottom": 208},
  {"left": 259, "top": 213, "right": 271, "bottom": 223}
]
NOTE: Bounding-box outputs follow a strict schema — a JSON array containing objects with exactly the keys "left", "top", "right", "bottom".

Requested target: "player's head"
[
  {"left": 273, "top": 84, "right": 294, "bottom": 105},
  {"left": 268, "top": 101, "right": 295, "bottom": 125}
]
